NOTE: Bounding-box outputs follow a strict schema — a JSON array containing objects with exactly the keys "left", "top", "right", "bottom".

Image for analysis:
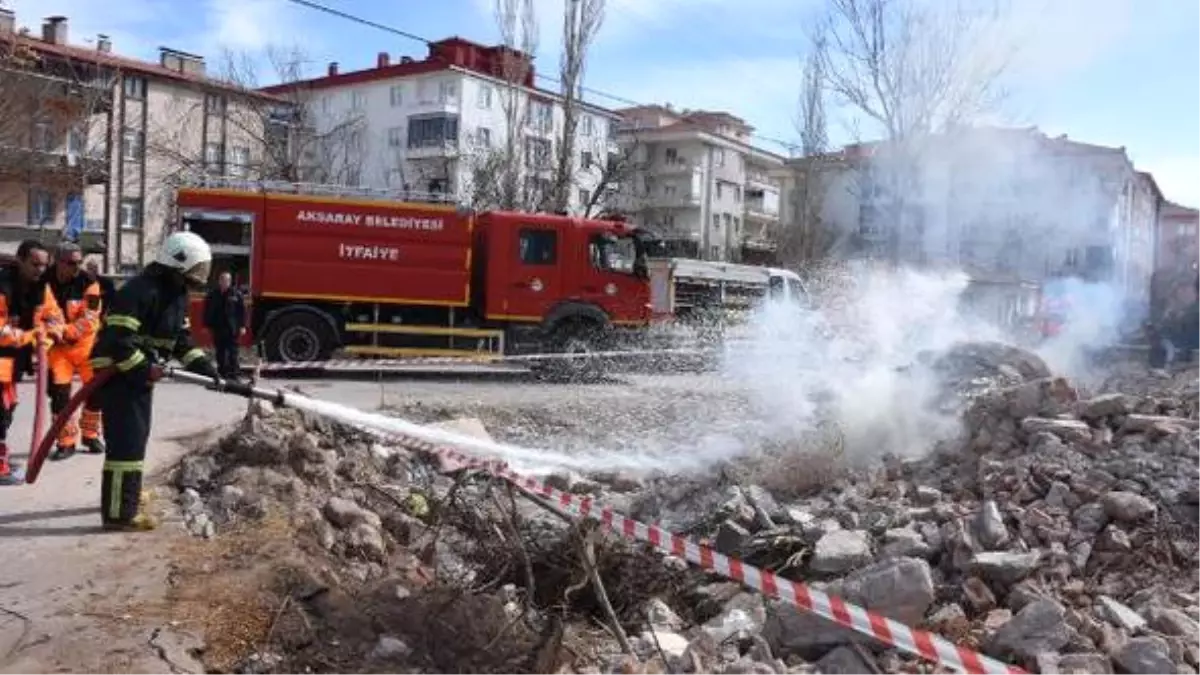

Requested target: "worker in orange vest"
[
  {"left": 45, "top": 242, "right": 105, "bottom": 461},
  {"left": 0, "top": 240, "right": 63, "bottom": 485}
]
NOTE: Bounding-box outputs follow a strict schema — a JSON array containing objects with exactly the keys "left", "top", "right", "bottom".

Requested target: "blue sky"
[{"left": 14, "top": 0, "right": 1199, "bottom": 205}]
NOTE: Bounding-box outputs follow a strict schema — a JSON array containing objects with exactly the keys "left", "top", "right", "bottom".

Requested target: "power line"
[{"left": 280, "top": 0, "right": 799, "bottom": 154}]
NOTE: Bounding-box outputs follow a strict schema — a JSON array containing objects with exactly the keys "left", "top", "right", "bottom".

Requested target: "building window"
[
  {"left": 580, "top": 151, "right": 593, "bottom": 169},
  {"left": 580, "top": 115, "right": 594, "bottom": 137},
  {"left": 527, "top": 101, "right": 553, "bottom": 133},
  {"left": 524, "top": 137, "right": 551, "bottom": 168},
  {"left": 33, "top": 121, "right": 53, "bottom": 151},
  {"left": 229, "top": 146, "right": 250, "bottom": 177},
  {"left": 477, "top": 84, "right": 492, "bottom": 109},
  {"left": 389, "top": 85, "right": 403, "bottom": 107},
  {"left": 715, "top": 182, "right": 724, "bottom": 200},
  {"left": 712, "top": 213, "right": 720, "bottom": 230},
  {"left": 407, "top": 114, "right": 459, "bottom": 148},
  {"left": 123, "top": 76, "right": 147, "bottom": 100},
  {"left": 664, "top": 148, "right": 679, "bottom": 165},
  {"left": 476, "top": 127, "right": 491, "bottom": 147},
  {"left": 66, "top": 127, "right": 84, "bottom": 155},
  {"left": 387, "top": 126, "right": 404, "bottom": 148},
  {"left": 714, "top": 147, "right": 725, "bottom": 167},
  {"left": 205, "top": 93, "right": 226, "bottom": 114},
  {"left": 28, "top": 189, "right": 54, "bottom": 226},
  {"left": 438, "top": 81, "right": 457, "bottom": 104},
  {"left": 519, "top": 229, "right": 557, "bottom": 265},
  {"left": 119, "top": 198, "right": 142, "bottom": 230},
  {"left": 121, "top": 128, "right": 144, "bottom": 161},
  {"left": 346, "top": 167, "right": 361, "bottom": 186},
  {"left": 204, "top": 142, "right": 223, "bottom": 170},
  {"left": 578, "top": 189, "right": 590, "bottom": 207},
  {"left": 351, "top": 91, "right": 366, "bottom": 110}
]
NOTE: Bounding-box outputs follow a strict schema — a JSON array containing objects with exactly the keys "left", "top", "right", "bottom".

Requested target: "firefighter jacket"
[
  {"left": 0, "top": 263, "right": 63, "bottom": 383},
  {"left": 45, "top": 271, "right": 102, "bottom": 352},
  {"left": 89, "top": 264, "right": 215, "bottom": 377}
]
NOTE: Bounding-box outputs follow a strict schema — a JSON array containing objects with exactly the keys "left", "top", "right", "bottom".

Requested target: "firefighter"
[
  {"left": 0, "top": 240, "right": 63, "bottom": 485},
  {"left": 45, "top": 242, "right": 105, "bottom": 461},
  {"left": 89, "top": 231, "right": 221, "bottom": 530}
]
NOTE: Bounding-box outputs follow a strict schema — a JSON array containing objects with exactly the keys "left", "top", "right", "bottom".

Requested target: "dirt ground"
[{"left": 0, "top": 372, "right": 728, "bottom": 674}]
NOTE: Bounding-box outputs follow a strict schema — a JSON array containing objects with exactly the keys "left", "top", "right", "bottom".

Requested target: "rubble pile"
[
  {"left": 169, "top": 346, "right": 1199, "bottom": 674},
  {"left": 171, "top": 403, "right": 709, "bottom": 674},
  {"left": 626, "top": 352, "right": 1199, "bottom": 674}
]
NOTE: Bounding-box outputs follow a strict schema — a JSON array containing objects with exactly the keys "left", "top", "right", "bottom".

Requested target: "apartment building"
[
  {"left": 0, "top": 11, "right": 286, "bottom": 273},
  {"left": 790, "top": 128, "right": 1163, "bottom": 305},
  {"left": 614, "top": 105, "right": 785, "bottom": 262},
  {"left": 1152, "top": 200, "right": 1200, "bottom": 314},
  {"left": 262, "top": 37, "right": 621, "bottom": 214}
]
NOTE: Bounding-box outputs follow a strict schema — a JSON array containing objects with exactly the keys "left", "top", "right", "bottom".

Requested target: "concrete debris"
[{"left": 168, "top": 345, "right": 1198, "bottom": 674}]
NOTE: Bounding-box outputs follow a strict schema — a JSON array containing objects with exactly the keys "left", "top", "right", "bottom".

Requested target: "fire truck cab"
[{"left": 176, "top": 178, "right": 658, "bottom": 372}]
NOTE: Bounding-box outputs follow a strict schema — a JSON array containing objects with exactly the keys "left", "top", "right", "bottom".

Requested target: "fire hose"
[{"left": 25, "top": 367, "right": 285, "bottom": 485}]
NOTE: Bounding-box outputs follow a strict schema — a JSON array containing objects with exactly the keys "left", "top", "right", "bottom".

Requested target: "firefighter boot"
[
  {"left": 80, "top": 409, "right": 104, "bottom": 454},
  {"left": 100, "top": 460, "right": 157, "bottom": 532},
  {"left": 49, "top": 444, "right": 77, "bottom": 462},
  {"left": 0, "top": 444, "right": 19, "bottom": 486}
]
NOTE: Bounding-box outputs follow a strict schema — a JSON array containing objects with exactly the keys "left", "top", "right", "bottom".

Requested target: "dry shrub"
[
  {"left": 734, "top": 427, "right": 850, "bottom": 501},
  {"left": 367, "top": 586, "right": 542, "bottom": 673},
  {"left": 162, "top": 508, "right": 299, "bottom": 672}
]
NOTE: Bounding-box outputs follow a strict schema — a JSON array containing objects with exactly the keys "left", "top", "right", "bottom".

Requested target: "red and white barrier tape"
[
  {"left": 352, "top": 426, "right": 1025, "bottom": 675},
  {"left": 248, "top": 347, "right": 713, "bottom": 372}
]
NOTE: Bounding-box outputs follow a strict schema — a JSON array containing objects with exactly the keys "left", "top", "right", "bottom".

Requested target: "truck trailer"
[{"left": 175, "top": 179, "right": 659, "bottom": 376}]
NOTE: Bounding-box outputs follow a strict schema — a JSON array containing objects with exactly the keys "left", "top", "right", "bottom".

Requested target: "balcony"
[
  {"left": 647, "top": 189, "right": 701, "bottom": 210},
  {"left": 745, "top": 169, "right": 776, "bottom": 191},
  {"left": 405, "top": 139, "right": 459, "bottom": 160},
  {"left": 653, "top": 156, "right": 694, "bottom": 176},
  {"left": 744, "top": 191, "right": 780, "bottom": 222},
  {"left": 0, "top": 145, "right": 109, "bottom": 185}
]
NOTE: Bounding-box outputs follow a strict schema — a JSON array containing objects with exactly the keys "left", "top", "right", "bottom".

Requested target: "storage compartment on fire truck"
[{"left": 180, "top": 207, "right": 254, "bottom": 348}]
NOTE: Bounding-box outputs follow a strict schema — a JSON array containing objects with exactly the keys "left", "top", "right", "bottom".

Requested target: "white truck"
[
  {"left": 646, "top": 259, "right": 809, "bottom": 346},
  {"left": 648, "top": 259, "right": 808, "bottom": 318}
]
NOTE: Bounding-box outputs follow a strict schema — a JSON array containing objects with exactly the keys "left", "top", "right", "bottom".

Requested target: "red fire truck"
[{"left": 176, "top": 179, "right": 658, "bottom": 375}]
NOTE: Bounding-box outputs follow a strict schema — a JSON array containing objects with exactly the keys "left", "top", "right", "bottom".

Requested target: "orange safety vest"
[
  {"left": 48, "top": 273, "right": 102, "bottom": 357},
  {"left": 0, "top": 266, "right": 62, "bottom": 384}
]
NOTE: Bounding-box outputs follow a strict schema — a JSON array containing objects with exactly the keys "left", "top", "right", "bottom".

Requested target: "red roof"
[
  {"left": 260, "top": 36, "right": 615, "bottom": 116},
  {"left": 2, "top": 32, "right": 283, "bottom": 101}
]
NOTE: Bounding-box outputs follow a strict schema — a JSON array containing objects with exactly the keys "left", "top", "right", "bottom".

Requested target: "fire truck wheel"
[
  {"left": 541, "top": 323, "right": 605, "bottom": 383},
  {"left": 263, "top": 311, "right": 336, "bottom": 364}
]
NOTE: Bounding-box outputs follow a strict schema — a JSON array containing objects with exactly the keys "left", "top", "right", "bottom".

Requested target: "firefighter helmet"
[{"left": 156, "top": 231, "right": 212, "bottom": 286}]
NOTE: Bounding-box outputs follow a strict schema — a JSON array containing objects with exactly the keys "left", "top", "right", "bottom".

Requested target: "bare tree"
[
  {"left": 811, "top": 0, "right": 1013, "bottom": 264},
  {"left": 493, "top": 0, "right": 538, "bottom": 210},
  {"left": 147, "top": 46, "right": 365, "bottom": 189},
  {"left": 780, "top": 36, "right": 839, "bottom": 267},
  {"left": 0, "top": 33, "right": 112, "bottom": 239},
  {"left": 549, "top": 0, "right": 605, "bottom": 212}
]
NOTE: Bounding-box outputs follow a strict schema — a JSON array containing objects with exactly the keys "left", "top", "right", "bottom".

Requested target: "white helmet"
[{"left": 157, "top": 231, "right": 212, "bottom": 286}]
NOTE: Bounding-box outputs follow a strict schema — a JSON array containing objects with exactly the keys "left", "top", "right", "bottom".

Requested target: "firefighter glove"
[{"left": 148, "top": 364, "right": 166, "bottom": 383}]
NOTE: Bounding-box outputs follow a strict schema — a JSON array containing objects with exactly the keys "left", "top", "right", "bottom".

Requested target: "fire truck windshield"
[{"left": 590, "top": 232, "right": 637, "bottom": 274}]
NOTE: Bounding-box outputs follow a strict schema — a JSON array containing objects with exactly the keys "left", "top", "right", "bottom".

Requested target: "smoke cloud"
[{"left": 721, "top": 263, "right": 1005, "bottom": 463}]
